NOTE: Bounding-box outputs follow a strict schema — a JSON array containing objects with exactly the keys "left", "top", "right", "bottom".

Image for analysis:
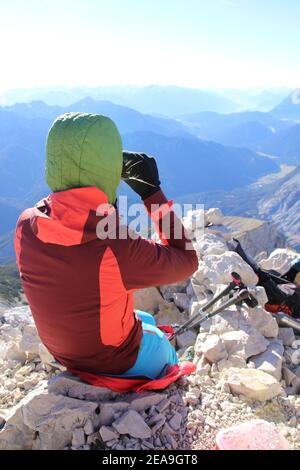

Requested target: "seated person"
[{"left": 15, "top": 112, "right": 198, "bottom": 379}]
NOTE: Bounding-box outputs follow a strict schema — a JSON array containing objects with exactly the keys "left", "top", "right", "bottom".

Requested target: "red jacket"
[{"left": 15, "top": 187, "right": 198, "bottom": 374}]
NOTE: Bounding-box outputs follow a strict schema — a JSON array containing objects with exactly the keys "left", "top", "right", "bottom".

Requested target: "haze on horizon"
[{"left": 0, "top": 0, "right": 300, "bottom": 93}]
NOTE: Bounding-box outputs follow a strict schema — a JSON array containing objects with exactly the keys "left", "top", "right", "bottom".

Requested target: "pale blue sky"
[{"left": 0, "top": 0, "right": 299, "bottom": 91}]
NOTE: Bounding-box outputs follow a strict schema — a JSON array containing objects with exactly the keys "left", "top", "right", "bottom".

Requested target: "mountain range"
[
  {"left": 2, "top": 85, "right": 239, "bottom": 116},
  {"left": 178, "top": 97, "right": 300, "bottom": 162},
  {"left": 0, "top": 88, "right": 300, "bottom": 263}
]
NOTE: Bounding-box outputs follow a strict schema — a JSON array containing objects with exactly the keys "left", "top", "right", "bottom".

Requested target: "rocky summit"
[{"left": 1, "top": 208, "right": 300, "bottom": 450}]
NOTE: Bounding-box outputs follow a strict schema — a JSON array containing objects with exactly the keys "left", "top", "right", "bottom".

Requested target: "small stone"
[
  {"left": 279, "top": 328, "right": 296, "bottom": 347},
  {"left": 169, "top": 412, "right": 182, "bottom": 431},
  {"left": 176, "top": 330, "right": 197, "bottom": 350},
  {"left": 291, "top": 350, "right": 300, "bottom": 365},
  {"left": 210, "top": 363, "right": 219, "bottom": 377},
  {"left": 134, "top": 287, "right": 166, "bottom": 314},
  {"left": 243, "top": 306, "right": 279, "bottom": 338},
  {"left": 155, "top": 437, "right": 162, "bottom": 447},
  {"left": 99, "top": 426, "right": 119, "bottom": 442},
  {"left": 161, "top": 422, "right": 176, "bottom": 436},
  {"left": 150, "top": 417, "right": 166, "bottom": 434},
  {"left": 0, "top": 416, "right": 6, "bottom": 430},
  {"left": 98, "top": 401, "right": 129, "bottom": 426},
  {"left": 129, "top": 392, "right": 166, "bottom": 412},
  {"left": 142, "top": 440, "right": 154, "bottom": 450},
  {"left": 222, "top": 367, "right": 283, "bottom": 401},
  {"left": 72, "top": 428, "right": 86, "bottom": 448},
  {"left": 200, "top": 334, "right": 228, "bottom": 363},
  {"left": 184, "top": 387, "right": 201, "bottom": 405},
  {"left": 167, "top": 434, "right": 178, "bottom": 449},
  {"left": 196, "top": 362, "right": 211, "bottom": 376},
  {"left": 106, "top": 439, "right": 118, "bottom": 448},
  {"left": 205, "top": 416, "right": 216, "bottom": 428},
  {"left": 83, "top": 419, "right": 94, "bottom": 436},
  {"left": 86, "top": 433, "right": 101, "bottom": 446},
  {"left": 282, "top": 367, "right": 297, "bottom": 387},
  {"left": 155, "top": 398, "right": 170, "bottom": 413},
  {"left": 206, "top": 208, "right": 224, "bottom": 226},
  {"left": 221, "top": 329, "right": 269, "bottom": 360},
  {"left": 250, "top": 339, "right": 284, "bottom": 381},
  {"left": 155, "top": 302, "right": 183, "bottom": 326},
  {"left": 173, "top": 293, "right": 190, "bottom": 311},
  {"left": 113, "top": 410, "right": 151, "bottom": 439},
  {"left": 289, "top": 417, "right": 297, "bottom": 427}
]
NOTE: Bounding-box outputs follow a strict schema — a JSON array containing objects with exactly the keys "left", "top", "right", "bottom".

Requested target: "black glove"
[{"left": 122, "top": 151, "right": 161, "bottom": 200}]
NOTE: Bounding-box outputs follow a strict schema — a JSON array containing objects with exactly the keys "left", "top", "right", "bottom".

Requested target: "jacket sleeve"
[{"left": 111, "top": 190, "right": 199, "bottom": 291}]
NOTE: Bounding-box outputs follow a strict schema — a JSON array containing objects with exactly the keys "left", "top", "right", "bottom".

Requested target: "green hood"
[{"left": 46, "top": 112, "right": 123, "bottom": 204}]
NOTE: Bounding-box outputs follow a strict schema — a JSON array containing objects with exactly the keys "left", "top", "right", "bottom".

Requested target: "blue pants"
[{"left": 120, "top": 310, "right": 178, "bottom": 380}]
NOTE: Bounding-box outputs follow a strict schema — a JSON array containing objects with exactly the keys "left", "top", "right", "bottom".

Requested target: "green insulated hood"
[{"left": 46, "top": 112, "right": 123, "bottom": 204}]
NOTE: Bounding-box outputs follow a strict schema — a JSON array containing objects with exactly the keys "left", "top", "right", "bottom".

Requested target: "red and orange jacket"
[{"left": 15, "top": 187, "right": 198, "bottom": 374}]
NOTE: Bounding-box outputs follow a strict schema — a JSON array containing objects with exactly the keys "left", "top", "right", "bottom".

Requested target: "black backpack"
[{"left": 231, "top": 239, "right": 300, "bottom": 319}]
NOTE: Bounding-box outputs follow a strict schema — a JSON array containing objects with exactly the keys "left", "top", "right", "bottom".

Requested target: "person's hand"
[{"left": 122, "top": 151, "right": 161, "bottom": 200}]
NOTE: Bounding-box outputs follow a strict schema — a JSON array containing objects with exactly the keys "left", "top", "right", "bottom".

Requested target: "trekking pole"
[
  {"left": 272, "top": 312, "right": 300, "bottom": 334},
  {"left": 170, "top": 288, "right": 252, "bottom": 340},
  {"left": 169, "top": 272, "right": 243, "bottom": 341}
]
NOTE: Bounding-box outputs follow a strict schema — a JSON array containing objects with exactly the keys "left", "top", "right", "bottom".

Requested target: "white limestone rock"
[
  {"left": 209, "top": 309, "right": 240, "bottom": 336},
  {"left": 291, "top": 350, "right": 300, "bottom": 365},
  {"left": 196, "top": 361, "right": 211, "bottom": 376},
  {"left": 249, "top": 339, "right": 284, "bottom": 381},
  {"left": 0, "top": 341, "right": 26, "bottom": 363},
  {"left": 134, "top": 287, "right": 166, "bottom": 314},
  {"left": 194, "top": 252, "right": 258, "bottom": 292},
  {"left": 83, "top": 419, "right": 94, "bottom": 436},
  {"left": 200, "top": 334, "right": 228, "bottom": 363},
  {"left": 19, "top": 324, "right": 41, "bottom": 358},
  {"left": 206, "top": 208, "right": 224, "bottom": 226},
  {"left": 195, "top": 234, "right": 227, "bottom": 257},
  {"left": 72, "top": 428, "right": 85, "bottom": 448},
  {"left": 259, "top": 249, "right": 298, "bottom": 275},
  {"left": 221, "top": 328, "right": 269, "bottom": 360},
  {"left": 38, "top": 343, "right": 56, "bottom": 367},
  {"left": 99, "top": 426, "right": 119, "bottom": 442},
  {"left": 217, "top": 355, "right": 247, "bottom": 372},
  {"left": 222, "top": 367, "right": 283, "bottom": 401},
  {"left": 7, "top": 381, "right": 99, "bottom": 450},
  {"left": 247, "top": 286, "right": 268, "bottom": 307},
  {"left": 194, "top": 333, "right": 210, "bottom": 355},
  {"left": 22, "top": 393, "right": 99, "bottom": 450},
  {"left": 3, "top": 306, "right": 33, "bottom": 327},
  {"left": 241, "top": 306, "right": 279, "bottom": 339},
  {"left": 155, "top": 302, "right": 185, "bottom": 326}
]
